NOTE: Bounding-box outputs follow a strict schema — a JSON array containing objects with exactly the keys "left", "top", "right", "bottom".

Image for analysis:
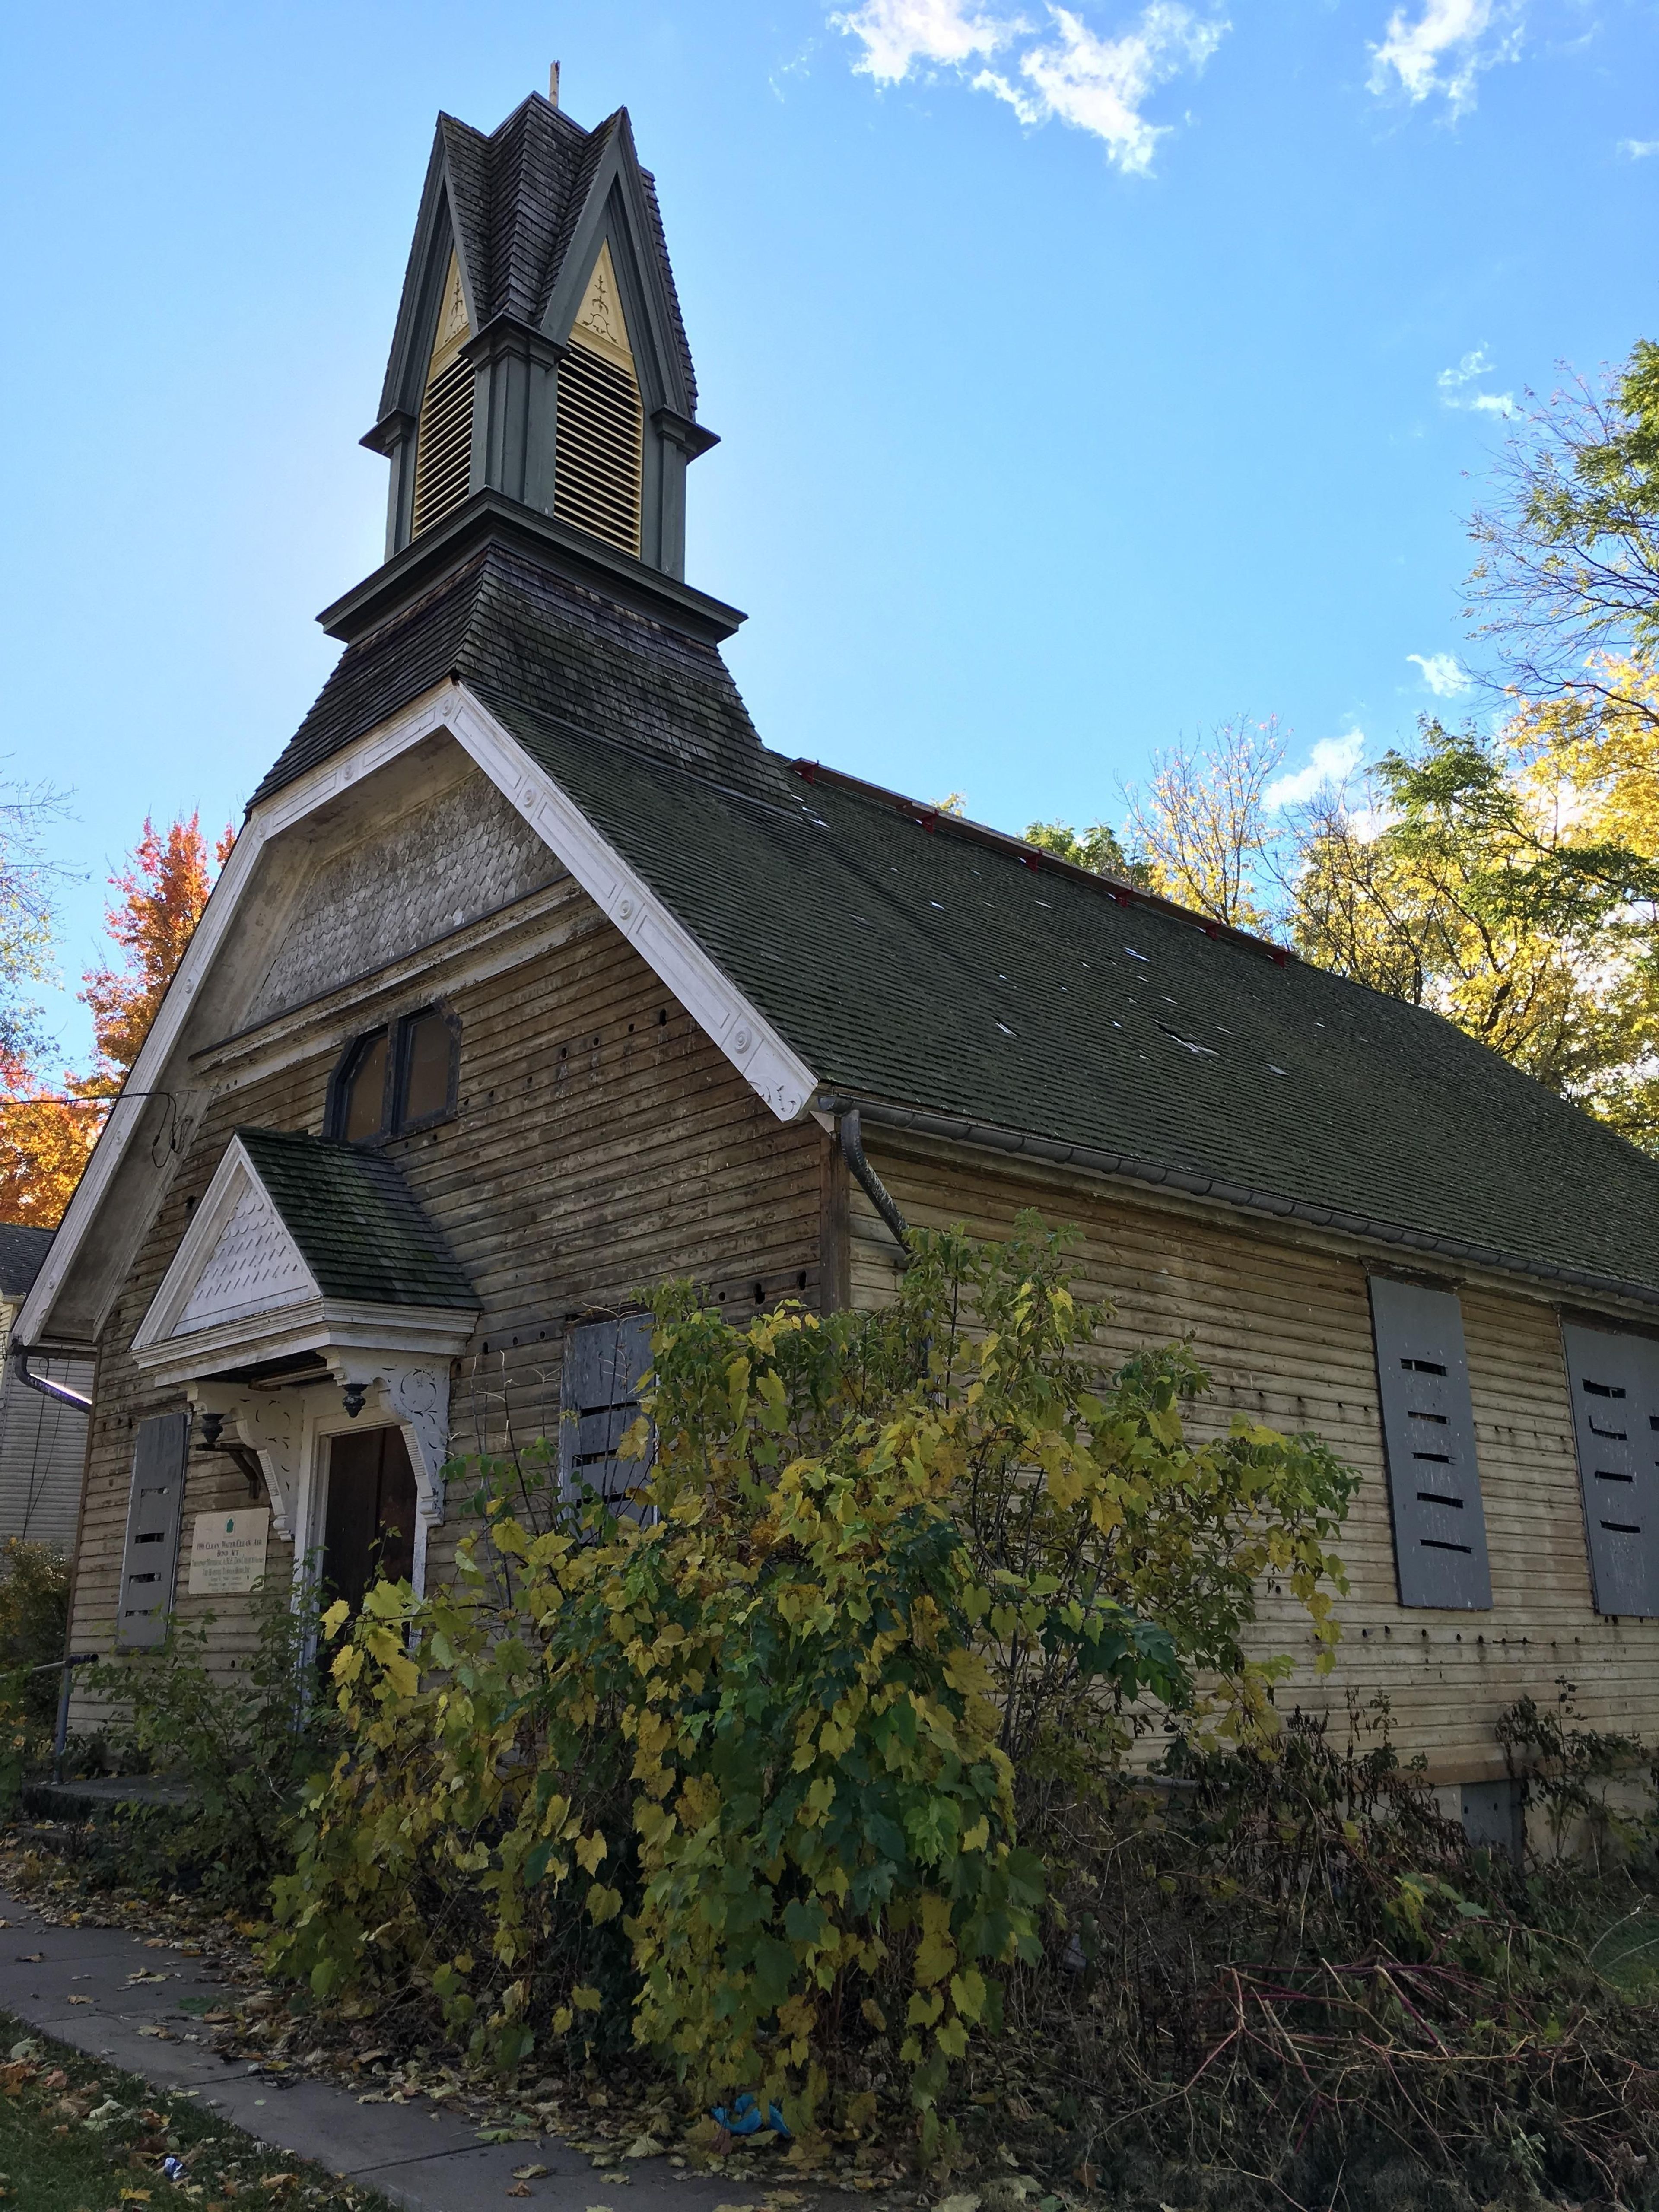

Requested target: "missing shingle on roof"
[
  {"left": 1159, "top": 1024, "right": 1219, "bottom": 1058},
  {"left": 996, "top": 1022, "right": 1015, "bottom": 1036},
  {"left": 1269, "top": 1064, "right": 1290, "bottom": 1076},
  {"left": 1126, "top": 947, "right": 1150, "bottom": 962}
]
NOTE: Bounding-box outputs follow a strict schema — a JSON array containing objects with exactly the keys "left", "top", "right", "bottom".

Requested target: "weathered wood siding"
[
  {"left": 854, "top": 1129, "right": 1650, "bottom": 1784},
  {"left": 68, "top": 868, "right": 825, "bottom": 1713}
]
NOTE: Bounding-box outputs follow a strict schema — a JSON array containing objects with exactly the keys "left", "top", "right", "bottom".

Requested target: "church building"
[{"left": 19, "top": 80, "right": 1659, "bottom": 1824}]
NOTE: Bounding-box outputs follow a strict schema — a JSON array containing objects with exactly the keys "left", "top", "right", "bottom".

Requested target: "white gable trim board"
[{"left": 18, "top": 680, "right": 818, "bottom": 1352}]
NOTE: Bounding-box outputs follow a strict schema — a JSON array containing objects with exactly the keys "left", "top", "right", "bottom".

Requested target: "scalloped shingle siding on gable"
[{"left": 246, "top": 768, "right": 559, "bottom": 1026}]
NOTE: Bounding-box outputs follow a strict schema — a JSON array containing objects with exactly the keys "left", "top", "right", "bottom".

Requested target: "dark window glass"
[
  {"left": 321, "top": 1426, "right": 418, "bottom": 1615},
  {"left": 342, "top": 1033, "right": 388, "bottom": 1142},
  {"left": 401, "top": 1011, "right": 452, "bottom": 1125}
]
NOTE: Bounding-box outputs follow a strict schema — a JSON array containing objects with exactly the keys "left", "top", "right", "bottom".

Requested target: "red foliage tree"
[{"left": 81, "top": 813, "right": 234, "bottom": 1084}]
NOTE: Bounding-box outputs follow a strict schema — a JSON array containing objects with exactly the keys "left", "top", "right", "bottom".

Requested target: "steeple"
[{"left": 362, "top": 87, "right": 717, "bottom": 581}]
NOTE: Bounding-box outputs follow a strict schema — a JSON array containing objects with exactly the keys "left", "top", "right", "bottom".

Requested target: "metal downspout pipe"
[
  {"left": 838, "top": 1107, "right": 910, "bottom": 1261},
  {"left": 9, "top": 1341, "right": 93, "bottom": 1414}
]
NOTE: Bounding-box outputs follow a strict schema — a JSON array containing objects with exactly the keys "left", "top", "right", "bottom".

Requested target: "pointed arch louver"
[
  {"left": 412, "top": 254, "right": 475, "bottom": 537},
  {"left": 554, "top": 240, "right": 643, "bottom": 557}
]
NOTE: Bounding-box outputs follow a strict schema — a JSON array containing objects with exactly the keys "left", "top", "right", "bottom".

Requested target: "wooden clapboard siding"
[
  {"left": 69, "top": 871, "right": 823, "bottom": 1716},
  {"left": 854, "top": 1129, "right": 1657, "bottom": 1783}
]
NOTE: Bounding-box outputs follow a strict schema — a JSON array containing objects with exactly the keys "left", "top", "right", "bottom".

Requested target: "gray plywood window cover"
[
  {"left": 560, "top": 1314, "right": 655, "bottom": 1521},
  {"left": 1369, "top": 1277, "right": 1492, "bottom": 1610},
  {"left": 1560, "top": 1323, "right": 1659, "bottom": 1618},
  {"left": 115, "top": 1410, "right": 190, "bottom": 1650}
]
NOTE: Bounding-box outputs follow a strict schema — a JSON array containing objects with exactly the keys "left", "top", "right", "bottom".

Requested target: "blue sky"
[{"left": 3, "top": 0, "right": 1655, "bottom": 1068}]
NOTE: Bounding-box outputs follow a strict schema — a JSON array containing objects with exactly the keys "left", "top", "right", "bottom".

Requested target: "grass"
[{"left": 0, "top": 2009, "right": 391, "bottom": 2212}]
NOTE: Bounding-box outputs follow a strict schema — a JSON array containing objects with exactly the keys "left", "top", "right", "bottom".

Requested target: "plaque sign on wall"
[{"left": 188, "top": 1508, "right": 270, "bottom": 1596}]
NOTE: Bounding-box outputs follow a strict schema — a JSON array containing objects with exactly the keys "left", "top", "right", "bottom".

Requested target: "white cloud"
[
  {"left": 980, "top": 4, "right": 1228, "bottom": 174},
  {"left": 832, "top": 0, "right": 1021, "bottom": 81},
  {"left": 1620, "top": 138, "right": 1659, "bottom": 159},
  {"left": 1368, "top": 0, "right": 1519, "bottom": 116},
  {"left": 1265, "top": 731, "right": 1366, "bottom": 810},
  {"left": 834, "top": 0, "right": 1227, "bottom": 172},
  {"left": 1408, "top": 652, "right": 1471, "bottom": 696},
  {"left": 1437, "top": 346, "right": 1491, "bottom": 389},
  {"left": 1436, "top": 347, "right": 1514, "bottom": 417}
]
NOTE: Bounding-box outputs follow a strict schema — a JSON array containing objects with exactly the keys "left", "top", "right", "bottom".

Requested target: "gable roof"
[
  {"left": 232, "top": 1129, "right": 474, "bottom": 1310},
  {"left": 230, "top": 516, "right": 1659, "bottom": 1309},
  {"left": 378, "top": 95, "right": 696, "bottom": 427}
]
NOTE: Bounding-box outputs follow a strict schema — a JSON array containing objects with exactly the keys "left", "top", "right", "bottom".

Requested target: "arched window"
[
  {"left": 337, "top": 1031, "right": 389, "bottom": 1143},
  {"left": 328, "top": 1010, "right": 458, "bottom": 1143}
]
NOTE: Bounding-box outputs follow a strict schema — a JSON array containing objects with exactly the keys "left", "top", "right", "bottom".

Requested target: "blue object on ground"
[{"left": 709, "top": 2093, "right": 790, "bottom": 2139}]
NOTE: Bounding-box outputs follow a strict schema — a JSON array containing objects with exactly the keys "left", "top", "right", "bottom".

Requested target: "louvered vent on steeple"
[
  {"left": 412, "top": 254, "right": 474, "bottom": 537},
  {"left": 555, "top": 242, "right": 643, "bottom": 557}
]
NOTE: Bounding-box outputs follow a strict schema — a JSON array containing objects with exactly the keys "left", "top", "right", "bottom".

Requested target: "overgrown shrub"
[
  {"left": 985, "top": 1698, "right": 1659, "bottom": 2210},
  {"left": 82, "top": 1580, "right": 336, "bottom": 1904},
  {"left": 0, "top": 1538, "right": 69, "bottom": 1801},
  {"left": 270, "top": 1217, "right": 1355, "bottom": 2150}
]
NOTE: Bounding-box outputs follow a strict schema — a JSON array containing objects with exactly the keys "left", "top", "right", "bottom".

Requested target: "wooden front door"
[{"left": 321, "top": 1425, "right": 418, "bottom": 1611}]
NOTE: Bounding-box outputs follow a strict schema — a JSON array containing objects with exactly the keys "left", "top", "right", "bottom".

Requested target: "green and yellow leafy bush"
[
  {"left": 0, "top": 1538, "right": 69, "bottom": 1802},
  {"left": 270, "top": 1219, "right": 1354, "bottom": 2147}
]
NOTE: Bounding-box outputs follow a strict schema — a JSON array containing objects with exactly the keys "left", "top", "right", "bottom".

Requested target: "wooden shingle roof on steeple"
[
  {"left": 387, "top": 98, "right": 696, "bottom": 407},
  {"left": 369, "top": 89, "right": 710, "bottom": 576}
]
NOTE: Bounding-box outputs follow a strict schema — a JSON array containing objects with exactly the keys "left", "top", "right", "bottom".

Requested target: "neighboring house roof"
[
  {"left": 248, "top": 528, "right": 1659, "bottom": 1306},
  {"left": 234, "top": 1130, "right": 475, "bottom": 1310},
  {"left": 0, "top": 1224, "right": 54, "bottom": 1303}
]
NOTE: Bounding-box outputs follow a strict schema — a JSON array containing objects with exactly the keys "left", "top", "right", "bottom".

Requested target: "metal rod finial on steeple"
[{"left": 549, "top": 60, "right": 560, "bottom": 107}]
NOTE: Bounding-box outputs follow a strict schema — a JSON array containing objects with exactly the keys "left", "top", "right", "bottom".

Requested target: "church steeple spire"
[{"left": 362, "top": 88, "right": 716, "bottom": 580}]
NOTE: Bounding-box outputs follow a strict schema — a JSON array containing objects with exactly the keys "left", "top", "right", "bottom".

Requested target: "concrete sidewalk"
[{"left": 0, "top": 1887, "right": 810, "bottom": 2212}]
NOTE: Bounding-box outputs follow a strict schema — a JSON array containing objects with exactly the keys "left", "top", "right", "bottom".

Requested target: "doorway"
[{"left": 320, "top": 1424, "right": 418, "bottom": 1614}]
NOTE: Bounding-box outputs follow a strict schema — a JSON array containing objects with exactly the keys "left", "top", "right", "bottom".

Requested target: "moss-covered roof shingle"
[
  {"left": 252, "top": 537, "right": 1659, "bottom": 1306},
  {"left": 238, "top": 1129, "right": 475, "bottom": 1311}
]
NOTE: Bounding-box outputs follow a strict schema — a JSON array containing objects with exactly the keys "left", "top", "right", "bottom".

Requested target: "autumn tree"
[
  {"left": 1466, "top": 339, "right": 1659, "bottom": 731},
  {"left": 82, "top": 812, "right": 233, "bottom": 1086},
  {"left": 1119, "top": 713, "right": 1288, "bottom": 932},
  {"left": 0, "top": 809, "right": 232, "bottom": 1229},
  {"left": 1291, "top": 709, "right": 1659, "bottom": 1142},
  {"left": 0, "top": 779, "right": 92, "bottom": 1227}
]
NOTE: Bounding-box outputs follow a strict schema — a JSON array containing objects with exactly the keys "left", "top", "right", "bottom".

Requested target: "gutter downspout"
[
  {"left": 839, "top": 1108, "right": 910, "bottom": 1260},
  {"left": 10, "top": 1341, "right": 92, "bottom": 1414}
]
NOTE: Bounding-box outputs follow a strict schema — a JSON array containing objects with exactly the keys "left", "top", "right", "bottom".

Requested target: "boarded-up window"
[
  {"left": 115, "top": 1411, "right": 188, "bottom": 1650},
  {"left": 1369, "top": 1278, "right": 1492, "bottom": 1611},
  {"left": 559, "top": 1315, "right": 654, "bottom": 1517},
  {"left": 1560, "top": 1323, "right": 1659, "bottom": 1618}
]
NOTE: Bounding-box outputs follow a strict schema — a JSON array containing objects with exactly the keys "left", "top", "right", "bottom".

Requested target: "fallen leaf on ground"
[
  {"left": 623, "top": 2136, "right": 663, "bottom": 2159},
  {"left": 513, "top": 2167, "right": 550, "bottom": 2181},
  {"left": 938, "top": 2196, "right": 982, "bottom": 2212},
  {"left": 507, "top": 2188, "right": 530, "bottom": 2200}
]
